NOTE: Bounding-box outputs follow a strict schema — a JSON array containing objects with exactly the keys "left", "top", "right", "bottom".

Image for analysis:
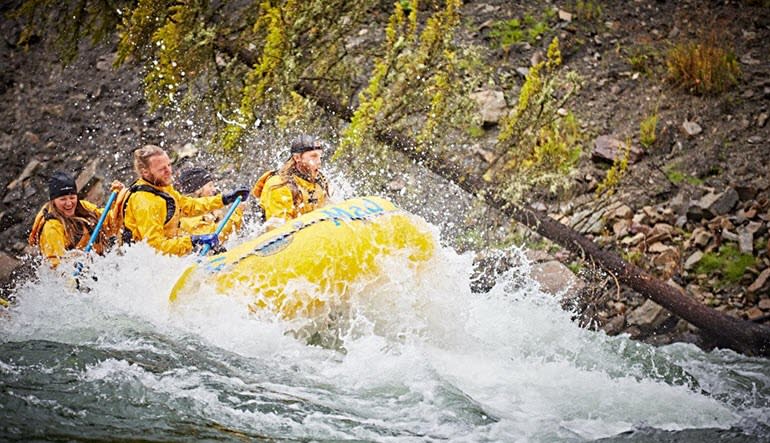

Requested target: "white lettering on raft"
[{"left": 320, "top": 198, "right": 386, "bottom": 226}]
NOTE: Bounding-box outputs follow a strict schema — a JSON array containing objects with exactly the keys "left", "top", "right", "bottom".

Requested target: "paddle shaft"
[
  {"left": 84, "top": 191, "right": 118, "bottom": 253},
  {"left": 73, "top": 190, "right": 118, "bottom": 277},
  {"left": 199, "top": 195, "right": 242, "bottom": 256}
]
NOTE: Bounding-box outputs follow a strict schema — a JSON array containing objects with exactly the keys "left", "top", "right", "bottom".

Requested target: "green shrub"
[
  {"left": 574, "top": 0, "right": 602, "bottom": 21},
  {"left": 664, "top": 164, "right": 703, "bottom": 186},
  {"left": 666, "top": 36, "right": 740, "bottom": 95},
  {"left": 489, "top": 11, "right": 554, "bottom": 49},
  {"left": 639, "top": 111, "right": 659, "bottom": 148},
  {"left": 695, "top": 244, "right": 755, "bottom": 284},
  {"left": 595, "top": 139, "right": 630, "bottom": 196},
  {"left": 468, "top": 124, "right": 485, "bottom": 138}
]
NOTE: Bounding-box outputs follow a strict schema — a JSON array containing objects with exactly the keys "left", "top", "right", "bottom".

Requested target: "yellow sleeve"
[
  {"left": 179, "top": 207, "right": 243, "bottom": 240},
  {"left": 179, "top": 215, "right": 211, "bottom": 235},
  {"left": 38, "top": 220, "right": 67, "bottom": 268},
  {"left": 170, "top": 187, "right": 224, "bottom": 217},
  {"left": 125, "top": 192, "right": 194, "bottom": 256},
  {"left": 260, "top": 177, "right": 296, "bottom": 221}
]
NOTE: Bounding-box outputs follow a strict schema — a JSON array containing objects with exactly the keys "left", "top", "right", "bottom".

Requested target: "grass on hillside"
[{"left": 666, "top": 36, "right": 740, "bottom": 95}]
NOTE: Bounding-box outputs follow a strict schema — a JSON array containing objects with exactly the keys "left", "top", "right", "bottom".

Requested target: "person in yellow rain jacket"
[
  {"left": 118, "top": 145, "right": 250, "bottom": 256},
  {"left": 252, "top": 134, "right": 330, "bottom": 224},
  {"left": 177, "top": 166, "right": 243, "bottom": 241},
  {"left": 28, "top": 171, "right": 123, "bottom": 268}
]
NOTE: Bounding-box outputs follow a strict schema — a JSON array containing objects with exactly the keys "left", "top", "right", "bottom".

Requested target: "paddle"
[
  {"left": 73, "top": 190, "right": 118, "bottom": 277},
  {"left": 199, "top": 195, "right": 242, "bottom": 256}
]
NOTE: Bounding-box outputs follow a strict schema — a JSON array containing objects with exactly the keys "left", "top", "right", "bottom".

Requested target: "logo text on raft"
[{"left": 320, "top": 198, "right": 386, "bottom": 226}]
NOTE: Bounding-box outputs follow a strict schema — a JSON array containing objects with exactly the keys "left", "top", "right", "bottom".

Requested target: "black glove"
[
  {"left": 222, "top": 188, "right": 250, "bottom": 205},
  {"left": 191, "top": 233, "right": 219, "bottom": 249}
]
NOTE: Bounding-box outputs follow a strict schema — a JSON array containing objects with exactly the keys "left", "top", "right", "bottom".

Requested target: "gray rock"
[
  {"left": 682, "top": 120, "right": 702, "bottom": 136},
  {"left": 684, "top": 251, "right": 704, "bottom": 270},
  {"left": 581, "top": 210, "right": 605, "bottom": 235},
  {"left": 738, "top": 229, "right": 754, "bottom": 254},
  {"left": 721, "top": 229, "right": 739, "bottom": 242},
  {"left": 530, "top": 260, "right": 585, "bottom": 296},
  {"left": 691, "top": 228, "right": 713, "bottom": 247},
  {"left": 647, "top": 223, "right": 675, "bottom": 243},
  {"left": 0, "top": 251, "right": 21, "bottom": 282},
  {"left": 626, "top": 299, "right": 671, "bottom": 331},
  {"left": 758, "top": 112, "right": 768, "bottom": 128},
  {"left": 602, "top": 315, "right": 626, "bottom": 335},
  {"left": 648, "top": 242, "right": 673, "bottom": 254},
  {"left": 621, "top": 232, "right": 645, "bottom": 246},
  {"left": 748, "top": 268, "right": 770, "bottom": 293},
  {"left": 746, "top": 307, "right": 765, "bottom": 321},
  {"left": 734, "top": 184, "right": 757, "bottom": 201},
  {"left": 698, "top": 188, "right": 739, "bottom": 217},
  {"left": 610, "top": 204, "right": 634, "bottom": 220},
  {"left": 612, "top": 219, "right": 631, "bottom": 237},
  {"left": 652, "top": 248, "right": 679, "bottom": 269},
  {"left": 592, "top": 135, "right": 644, "bottom": 164},
  {"left": 6, "top": 159, "right": 41, "bottom": 190},
  {"left": 3, "top": 186, "right": 21, "bottom": 204},
  {"left": 469, "top": 90, "right": 508, "bottom": 125},
  {"left": 76, "top": 158, "right": 100, "bottom": 193},
  {"left": 746, "top": 221, "right": 764, "bottom": 235},
  {"left": 633, "top": 211, "right": 651, "bottom": 225}
]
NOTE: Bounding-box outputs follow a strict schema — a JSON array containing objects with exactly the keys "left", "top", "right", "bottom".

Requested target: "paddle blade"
[{"left": 169, "top": 265, "right": 197, "bottom": 303}]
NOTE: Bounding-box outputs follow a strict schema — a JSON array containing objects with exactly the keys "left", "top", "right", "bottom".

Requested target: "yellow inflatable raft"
[{"left": 169, "top": 196, "right": 435, "bottom": 318}]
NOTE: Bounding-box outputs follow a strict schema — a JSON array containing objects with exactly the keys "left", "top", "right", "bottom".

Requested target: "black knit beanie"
[
  {"left": 48, "top": 171, "right": 77, "bottom": 200},
  {"left": 177, "top": 167, "right": 213, "bottom": 194}
]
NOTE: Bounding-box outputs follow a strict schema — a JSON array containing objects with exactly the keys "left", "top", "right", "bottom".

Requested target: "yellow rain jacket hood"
[{"left": 121, "top": 178, "right": 224, "bottom": 256}]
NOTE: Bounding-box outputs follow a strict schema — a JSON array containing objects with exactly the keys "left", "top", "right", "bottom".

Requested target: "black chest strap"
[{"left": 121, "top": 184, "right": 177, "bottom": 244}]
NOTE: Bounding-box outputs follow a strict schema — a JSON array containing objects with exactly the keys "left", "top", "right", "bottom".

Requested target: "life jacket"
[
  {"left": 255, "top": 169, "right": 329, "bottom": 221},
  {"left": 28, "top": 206, "right": 57, "bottom": 246},
  {"left": 115, "top": 181, "right": 177, "bottom": 244},
  {"left": 252, "top": 170, "right": 277, "bottom": 199},
  {"left": 28, "top": 204, "right": 96, "bottom": 251}
]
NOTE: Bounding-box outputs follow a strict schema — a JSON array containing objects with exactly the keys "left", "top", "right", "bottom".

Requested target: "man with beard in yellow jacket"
[{"left": 118, "top": 145, "right": 249, "bottom": 256}]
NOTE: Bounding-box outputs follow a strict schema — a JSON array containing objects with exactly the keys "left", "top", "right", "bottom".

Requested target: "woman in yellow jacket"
[
  {"left": 28, "top": 171, "right": 122, "bottom": 268},
  {"left": 177, "top": 167, "right": 243, "bottom": 240},
  {"left": 252, "top": 134, "right": 330, "bottom": 224},
  {"left": 119, "top": 145, "right": 249, "bottom": 256}
]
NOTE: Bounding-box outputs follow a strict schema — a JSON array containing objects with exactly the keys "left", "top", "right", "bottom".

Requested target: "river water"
[{"left": 1, "top": 220, "right": 768, "bottom": 442}]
